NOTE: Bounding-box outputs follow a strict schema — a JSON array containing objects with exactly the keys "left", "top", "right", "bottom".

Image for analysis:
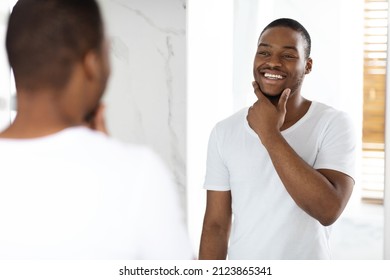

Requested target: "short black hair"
[
  {"left": 6, "top": 0, "right": 104, "bottom": 91},
  {"left": 260, "top": 18, "right": 311, "bottom": 59}
]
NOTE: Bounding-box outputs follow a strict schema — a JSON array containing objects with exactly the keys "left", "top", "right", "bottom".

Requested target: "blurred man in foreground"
[{"left": 0, "top": 0, "right": 193, "bottom": 260}]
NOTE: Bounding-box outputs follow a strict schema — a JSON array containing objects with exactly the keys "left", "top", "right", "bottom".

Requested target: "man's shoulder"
[
  {"left": 215, "top": 107, "right": 249, "bottom": 131},
  {"left": 80, "top": 128, "right": 157, "bottom": 161},
  {"left": 309, "top": 101, "right": 352, "bottom": 124},
  {"left": 45, "top": 127, "right": 159, "bottom": 169}
]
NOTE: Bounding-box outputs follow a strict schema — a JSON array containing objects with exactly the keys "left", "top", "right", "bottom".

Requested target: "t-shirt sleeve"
[
  {"left": 204, "top": 126, "right": 231, "bottom": 191},
  {"left": 313, "top": 111, "right": 356, "bottom": 180}
]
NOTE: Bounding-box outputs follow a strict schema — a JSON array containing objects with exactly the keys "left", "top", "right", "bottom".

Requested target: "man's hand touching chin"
[
  {"left": 84, "top": 103, "right": 109, "bottom": 135},
  {"left": 247, "top": 81, "right": 290, "bottom": 143}
]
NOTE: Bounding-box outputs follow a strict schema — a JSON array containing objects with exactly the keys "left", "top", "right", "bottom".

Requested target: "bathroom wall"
[
  {"left": 0, "top": 2, "right": 10, "bottom": 131},
  {"left": 98, "top": 0, "right": 187, "bottom": 210},
  {"left": 187, "top": 0, "right": 235, "bottom": 252}
]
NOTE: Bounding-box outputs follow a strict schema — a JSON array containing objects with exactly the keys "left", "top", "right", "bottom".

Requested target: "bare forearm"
[
  {"left": 262, "top": 132, "right": 349, "bottom": 225},
  {"left": 199, "top": 226, "right": 230, "bottom": 260}
]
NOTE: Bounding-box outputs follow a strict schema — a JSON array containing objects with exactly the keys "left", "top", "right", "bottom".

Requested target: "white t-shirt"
[
  {"left": 0, "top": 126, "right": 193, "bottom": 260},
  {"left": 204, "top": 101, "right": 356, "bottom": 260}
]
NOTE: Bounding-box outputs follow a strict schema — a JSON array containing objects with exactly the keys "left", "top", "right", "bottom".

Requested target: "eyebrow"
[{"left": 258, "top": 43, "right": 299, "bottom": 52}]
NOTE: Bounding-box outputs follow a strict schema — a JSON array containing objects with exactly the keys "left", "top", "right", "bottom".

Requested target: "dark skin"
[
  {"left": 0, "top": 40, "right": 110, "bottom": 139},
  {"left": 199, "top": 26, "right": 354, "bottom": 260}
]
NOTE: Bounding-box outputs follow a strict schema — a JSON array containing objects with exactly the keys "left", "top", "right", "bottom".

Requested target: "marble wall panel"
[{"left": 99, "top": 0, "right": 187, "bottom": 211}]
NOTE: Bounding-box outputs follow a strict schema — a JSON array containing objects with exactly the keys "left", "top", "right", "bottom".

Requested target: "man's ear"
[
  {"left": 83, "top": 50, "right": 100, "bottom": 81},
  {"left": 305, "top": 57, "right": 313, "bottom": 74}
]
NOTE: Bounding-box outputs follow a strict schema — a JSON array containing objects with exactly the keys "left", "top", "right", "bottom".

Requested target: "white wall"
[
  {"left": 0, "top": 1, "right": 11, "bottom": 132},
  {"left": 187, "top": 0, "right": 234, "bottom": 253},
  {"left": 98, "top": 0, "right": 188, "bottom": 211}
]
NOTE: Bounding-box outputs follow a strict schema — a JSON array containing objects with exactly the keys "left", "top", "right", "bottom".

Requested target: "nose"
[{"left": 266, "top": 54, "right": 282, "bottom": 68}]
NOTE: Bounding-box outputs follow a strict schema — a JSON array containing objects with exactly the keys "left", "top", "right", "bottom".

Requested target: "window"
[{"left": 362, "top": 0, "right": 388, "bottom": 203}]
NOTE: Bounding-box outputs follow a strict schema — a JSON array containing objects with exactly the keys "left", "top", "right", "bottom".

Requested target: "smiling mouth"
[{"left": 263, "top": 73, "right": 285, "bottom": 80}]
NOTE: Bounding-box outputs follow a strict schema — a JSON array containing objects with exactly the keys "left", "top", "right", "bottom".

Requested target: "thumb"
[{"left": 277, "top": 88, "right": 290, "bottom": 114}]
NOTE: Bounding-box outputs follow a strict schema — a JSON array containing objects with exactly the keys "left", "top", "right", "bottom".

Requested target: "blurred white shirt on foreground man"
[{"left": 0, "top": 127, "right": 193, "bottom": 259}]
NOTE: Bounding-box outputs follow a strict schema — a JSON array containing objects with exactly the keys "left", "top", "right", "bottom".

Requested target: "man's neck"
[
  {"left": 280, "top": 92, "right": 312, "bottom": 131},
  {"left": 0, "top": 92, "right": 82, "bottom": 139}
]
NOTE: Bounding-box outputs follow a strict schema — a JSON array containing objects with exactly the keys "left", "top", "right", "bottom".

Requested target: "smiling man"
[{"left": 199, "top": 18, "right": 356, "bottom": 260}]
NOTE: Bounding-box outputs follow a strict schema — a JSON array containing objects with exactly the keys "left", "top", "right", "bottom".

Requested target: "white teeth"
[{"left": 264, "top": 73, "right": 283, "bottom": 79}]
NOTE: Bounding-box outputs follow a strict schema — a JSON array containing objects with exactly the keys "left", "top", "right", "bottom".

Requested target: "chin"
[
  {"left": 263, "top": 92, "right": 283, "bottom": 104},
  {"left": 258, "top": 85, "right": 283, "bottom": 98}
]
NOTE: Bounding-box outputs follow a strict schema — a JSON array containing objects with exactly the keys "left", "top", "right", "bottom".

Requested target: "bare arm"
[
  {"left": 199, "top": 190, "right": 232, "bottom": 259},
  {"left": 262, "top": 132, "right": 353, "bottom": 225},
  {"left": 247, "top": 82, "right": 354, "bottom": 226}
]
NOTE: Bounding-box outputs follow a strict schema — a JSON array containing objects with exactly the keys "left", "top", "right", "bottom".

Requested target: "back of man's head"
[{"left": 6, "top": 0, "right": 104, "bottom": 92}]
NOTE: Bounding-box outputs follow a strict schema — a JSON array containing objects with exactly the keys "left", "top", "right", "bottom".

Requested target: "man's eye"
[
  {"left": 257, "top": 51, "right": 269, "bottom": 56},
  {"left": 283, "top": 54, "right": 296, "bottom": 59}
]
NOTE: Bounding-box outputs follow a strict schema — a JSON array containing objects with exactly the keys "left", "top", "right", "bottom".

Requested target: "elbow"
[
  {"left": 316, "top": 205, "right": 343, "bottom": 226},
  {"left": 318, "top": 216, "right": 338, "bottom": 227},
  {"left": 307, "top": 192, "right": 351, "bottom": 226},
  {"left": 306, "top": 199, "right": 344, "bottom": 226}
]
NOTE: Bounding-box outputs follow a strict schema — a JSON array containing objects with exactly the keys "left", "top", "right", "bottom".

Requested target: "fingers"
[
  {"left": 84, "top": 103, "right": 109, "bottom": 135},
  {"left": 277, "top": 88, "right": 291, "bottom": 114},
  {"left": 93, "top": 103, "right": 109, "bottom": 135},
  {"left": 278, "top": 88, "right": 291, "bottom": 105}
]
